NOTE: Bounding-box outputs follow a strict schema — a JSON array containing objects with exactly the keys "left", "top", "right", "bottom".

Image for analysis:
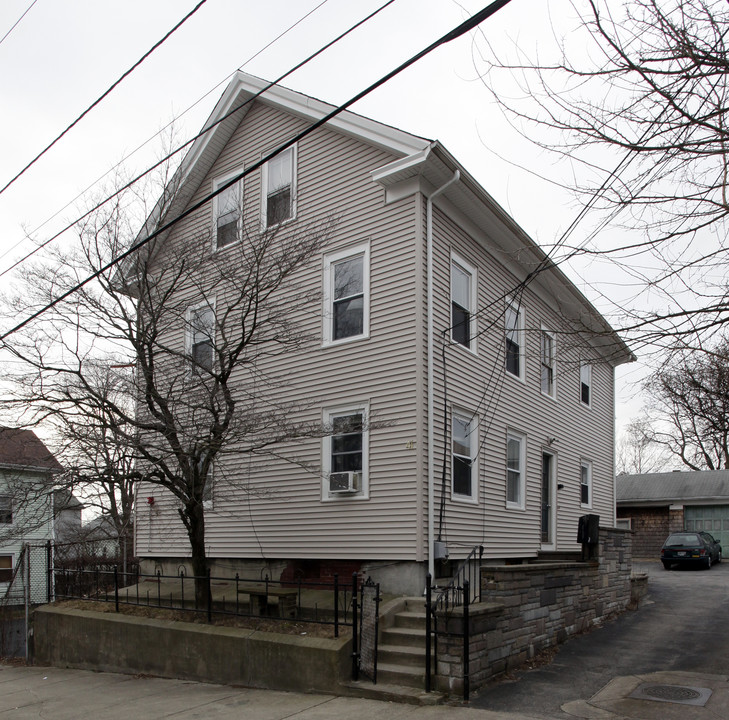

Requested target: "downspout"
[{"left": 427, "top": 169, "right": 460, "bottom": 582}]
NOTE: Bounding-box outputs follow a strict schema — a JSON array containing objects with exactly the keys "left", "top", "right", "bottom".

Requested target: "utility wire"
[
  {"left": 0, "top": 0, "right": 209, "bottom": 196},
  {"left": 0, "top": 0, "right": 38, "bottom": 48},
  {"left": 0, "top": 0, "right": 331, "bottom": 269},
  {"left": 0, "top": 0, "right": 512, "bottom": 343},
  {"left": 0, "top": 0, "right": 395, "bottom": 282}
]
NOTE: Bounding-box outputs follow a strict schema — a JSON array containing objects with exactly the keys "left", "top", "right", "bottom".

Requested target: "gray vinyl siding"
[
  {"left": 137, "top": 100, "right": 426, "bottom": 561},
  {"left": 135, "top": 98, "right": 620, "bottom": 565},
  {"left": 426, "top": 205, "right": 617, "bottom": 560}
]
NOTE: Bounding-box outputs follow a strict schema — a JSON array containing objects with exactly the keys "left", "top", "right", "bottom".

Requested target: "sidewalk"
[
  {"left": 3, "top": 664, "right": 728, "bottom": 720},
  {"left": 0, "top": 665, "right": 537, "bottom": 720}
]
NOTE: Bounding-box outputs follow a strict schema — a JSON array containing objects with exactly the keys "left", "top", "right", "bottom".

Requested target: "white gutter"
[{"left": 426, "top": 169, "right": 460, "bottom": 582}]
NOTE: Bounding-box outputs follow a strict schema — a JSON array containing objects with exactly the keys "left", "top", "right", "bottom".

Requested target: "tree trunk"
[{"left": 185, "top": 502, "right": 209, "bottom": 610}]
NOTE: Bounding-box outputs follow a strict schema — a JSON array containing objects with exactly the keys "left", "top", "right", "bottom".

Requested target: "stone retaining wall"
[{"left": 435, "top": 526, "right": 633, "bottom": 695}]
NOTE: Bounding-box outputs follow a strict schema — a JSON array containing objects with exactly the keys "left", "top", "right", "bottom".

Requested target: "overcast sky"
[{"left": 0, "top": 0, "right": 644, "bottom": 426}]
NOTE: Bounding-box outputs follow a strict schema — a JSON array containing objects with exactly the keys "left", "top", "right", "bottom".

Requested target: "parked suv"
[{"left": 661, "top": 531, "right": 722, "bottom": 570}]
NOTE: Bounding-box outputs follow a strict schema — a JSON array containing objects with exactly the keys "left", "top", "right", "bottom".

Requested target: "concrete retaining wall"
[
  {"left": 32, "top": 606, "right": 351, "bottom": 694},
  {"left": 436, "top": 526, "right": 633, "bottom": 695}
]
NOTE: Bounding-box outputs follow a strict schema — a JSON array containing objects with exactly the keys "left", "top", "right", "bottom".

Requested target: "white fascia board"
[{"left": 233, "top": 72, "right": 430, "bottom": 157}]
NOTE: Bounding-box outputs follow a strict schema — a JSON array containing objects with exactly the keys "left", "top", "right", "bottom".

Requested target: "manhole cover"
[{"left": 629, "top": 683, "right": 712, "bottom": 707}]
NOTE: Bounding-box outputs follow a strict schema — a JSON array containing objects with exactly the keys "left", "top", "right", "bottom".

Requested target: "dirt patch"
[{"left": 53, "top": 600, "right": 337, "bottom": 638}]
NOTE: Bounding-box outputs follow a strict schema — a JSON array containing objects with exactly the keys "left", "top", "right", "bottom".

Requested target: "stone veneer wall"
[{"left": 435, "top": 526, "right": 633, "bottom": 695}]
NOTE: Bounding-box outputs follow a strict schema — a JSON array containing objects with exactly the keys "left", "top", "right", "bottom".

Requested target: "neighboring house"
[
  {"left": 616, "top": 470, "right": 729, "bottom": 557},
  {"left": 0, "top": 427, "right": 62, "bottom": 595},
  {"left": 53, "top": 489, "right": 83, "bottom": 544},
  {"left": 133, "top": 72, "right": 634, "bottom": 594}
]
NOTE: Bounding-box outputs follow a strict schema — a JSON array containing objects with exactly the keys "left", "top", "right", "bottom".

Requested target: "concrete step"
[
  {"left": 375, "top": 661, "right": 427, "bottom": 690},
  {"left": 338, "top": 680, "right": 443, "bottom": 705},
  {"left": 380, "top": 625, "right": 425, "bottom": 649},
  {"left": 393, "top": 610, "right": 426, "bottom": 630},
  {"left": 378, "top": 643, "right": 432, "bottom": 667}
]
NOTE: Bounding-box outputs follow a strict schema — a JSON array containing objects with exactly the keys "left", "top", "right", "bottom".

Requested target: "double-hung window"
[
  {"left": 323, "top": 243, "right": 369, "bottom": 345},
  {"left": 0, "top": 555, "right": 12, "bottom": 583},
  {"left": 0, "top": 495, "right": 12, "bottom": 524},
  {"left": 541, "top": 329, "right": 556, "bottom": 397},
  {"left": 213, "top": 174, "right": 242, "bottom": 249},
  {"left": 580, "top": 460, "right": 592, "bottom": 507},
  {"left": 323, "top": 405, "right": 368, "bottom": 499},
  {"left": 452, "top": 410, "right": 477, "bottom": 501},
  {"left": 451, "top": 254, "right": 477, "bottom": 350},
  {"left": 262, "top": 145, "right": 296, "bottom": 228},
  {"left": 187, "top": 302, "right": 215, "bottom": 372},
  {"left": 580, "top": 363, "right": 592, "bottom": 407},
  {"left": 506, "top": 431, "right": 525, "bottom": 509},
  {"left": 505, "top": 299, "right": 524, "bottom": 380}
]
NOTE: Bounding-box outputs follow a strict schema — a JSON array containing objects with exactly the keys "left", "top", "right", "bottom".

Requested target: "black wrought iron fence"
[
  {"left": 425, "top": 544, "right": 483, "bottom": 701},
  {"left": 52, "top": 565, "right": 359, "bottom": 637}
]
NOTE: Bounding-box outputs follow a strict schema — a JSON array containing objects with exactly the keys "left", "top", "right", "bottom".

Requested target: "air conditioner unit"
[{"left": 329, "top": 471, "right": 361, "bottom": 494}]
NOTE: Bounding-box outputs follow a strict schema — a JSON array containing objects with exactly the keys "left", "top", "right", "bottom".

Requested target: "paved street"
[{"left": 470, "top": 560, "right": 729, "bottom": 717}]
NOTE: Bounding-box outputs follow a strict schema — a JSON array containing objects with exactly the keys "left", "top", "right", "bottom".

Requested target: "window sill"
[
  {"left": 451, "top": 493, "right": 478, "bottom": 505},
  {"left": 505, "top": 502, "right": 526, "bottom": 511},
  {"left": 322, "top": 334, "right": 370, "bottom": 349},
  {"left": 322, "top": 493, "right": 370, "bottom": 503}
]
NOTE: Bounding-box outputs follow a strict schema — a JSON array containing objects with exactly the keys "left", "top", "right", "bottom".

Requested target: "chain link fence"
[{"left": 0, "top": 543, "right": 51, "bottom": 658}]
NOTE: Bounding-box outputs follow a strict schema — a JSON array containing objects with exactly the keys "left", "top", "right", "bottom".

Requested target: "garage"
[
  {"left": 616, "top": 470, "right": 729, "bottom": 558},
  {"left": 684, "top": 505, "right": 729, "bottom": 552}
]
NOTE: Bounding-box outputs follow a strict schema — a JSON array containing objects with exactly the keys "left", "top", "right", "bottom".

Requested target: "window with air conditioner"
[{"left": 323, "top": 405, "right": 368, "bottom": 500}]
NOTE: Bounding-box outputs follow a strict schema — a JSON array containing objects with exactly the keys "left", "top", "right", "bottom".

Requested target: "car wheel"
[
  {"left": 662, "top": 561, "right": 671, "bottom": 570},
  {"left": 705, "top": 555, "right": 712, "bottom": 569},
  {"left": 717, "top": 550, "right": 722, "bottom": 564}
]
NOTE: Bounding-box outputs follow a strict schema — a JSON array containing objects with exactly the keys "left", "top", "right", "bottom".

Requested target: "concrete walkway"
[
  {"left": 0, "top": 665, "right": 536, "bottom": 720},
  {"left": 2, "top": 665, "right": 728, "bottom": 720}
]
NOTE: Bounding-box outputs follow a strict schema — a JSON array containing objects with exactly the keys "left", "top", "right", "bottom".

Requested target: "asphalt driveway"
[{"left": 469, "top": 559, "right": 729, "bottom": 718}]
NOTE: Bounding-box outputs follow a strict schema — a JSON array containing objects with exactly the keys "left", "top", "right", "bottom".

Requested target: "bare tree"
[
  {"left": 53, "top": 366, "right": 138, "bottom": 572},
  {"left": 616, "top": 417, "right": 670, "bottom": 475},
  {"left": 477, "top": 0, "right": 729, "bottom": 348},
  {"left": 641, "top": 340, "right": 729, "bottom": 470},
  {"left": 1, "top": 175, "right": 335, "bottom": 607}
]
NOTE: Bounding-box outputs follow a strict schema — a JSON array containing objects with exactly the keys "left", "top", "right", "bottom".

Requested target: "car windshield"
[{"left": 665, "top": 533, "right": 701, "bottom": 547}]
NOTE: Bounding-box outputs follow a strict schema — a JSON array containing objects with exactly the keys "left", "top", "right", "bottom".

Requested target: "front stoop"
[{"left": 344, "top": 596, "right": 443, "bottom": 704}]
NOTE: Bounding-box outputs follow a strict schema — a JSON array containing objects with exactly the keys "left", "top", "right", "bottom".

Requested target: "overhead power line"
[
  {"left": 0, "top": 0, "right": 396, "bottom": 282},
  {"left": 1, "top": 0, "right": 513, "bottom": 343},
  {"left": 0, "top": 0, "right": 208, "bottom": 197},
  {"left": 0, "top": 0, "right": 38, "bottom": 48}
]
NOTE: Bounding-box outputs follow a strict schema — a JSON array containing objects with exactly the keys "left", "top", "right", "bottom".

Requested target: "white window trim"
[
  {"left": 451, "top": 407, "right": 479, "bottom": 504},
  {"left": 261, "top": 144, "right": 297, "bottom": 230},
  {"left": 322, "top": 242, "right": 370, "bottom": 346},
  {"left": 450, "top": 251, "right": 478, "bottom": 354},
  {"left": 540, "top": 326, "right": 557, "bottom": 399},
  {"left": 506, "top": 430, "right": 526, "bottom": 510},
  {"left": 185, "top": 298, "right": 216, "bottom": 372},
  {"left": 505, "top": 297, "right": 525, "bottom": 382},
  {"left": 321, "top": 403, "right": 369, "bottom": 501},
  {"left": 580, "top": 362, "right": 592, "bottom": 408},
  {"left": 580, "top": 459, "right": 593, "bottom": 509},
  {"left": 212, "top": 170, "right": 243, "bottom": 252}
]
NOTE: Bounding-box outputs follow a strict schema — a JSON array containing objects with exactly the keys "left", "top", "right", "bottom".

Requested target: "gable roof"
[
  {"left": 0, "top": 427, "right": 63, "bottom": 473},
  {"left": 617, "top": 471, "right": 729, "bottom": 505},
  {"left": 133, "top": 71, "right": 633, "bottom": 366}
]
